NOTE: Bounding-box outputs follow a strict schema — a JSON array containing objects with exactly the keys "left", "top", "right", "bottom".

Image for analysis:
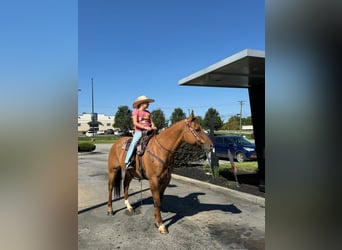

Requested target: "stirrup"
[{"left": 126, "top": 162, "right": 134, "bottom": 170}]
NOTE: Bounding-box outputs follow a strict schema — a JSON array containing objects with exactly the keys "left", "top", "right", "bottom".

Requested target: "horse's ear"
[{"left": 189, "top": 110, "right": 195, "bottom": 121}]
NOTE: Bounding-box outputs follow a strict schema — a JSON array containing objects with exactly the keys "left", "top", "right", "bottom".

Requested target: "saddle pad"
[{"left": 121, "top": 138, "right": 132, "bottom": 151}]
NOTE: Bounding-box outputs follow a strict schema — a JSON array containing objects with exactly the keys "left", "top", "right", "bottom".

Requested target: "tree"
[
  {"left": 242, "top": 116, "right": 253, "bottom": 125},
  {"left": 223, "top": 115, "right": 240, "bottom": 130},
  {"left": 203, "top": 108, "right": 223, "bottom": 130},
  {"left": 170, "top": 108, "right": 186, "bottom": 125},
  {"left": 151, "top": 109, "right": 166, "bottom": 129},
  {"left": 195, "top": 115, "right": 204, "bottom": 128},
  {"left": 114, "top": 106, "right": 132, "bottom": 132},
  {"left": 222, "top": 115, "right": 253, "bottom": 130}
]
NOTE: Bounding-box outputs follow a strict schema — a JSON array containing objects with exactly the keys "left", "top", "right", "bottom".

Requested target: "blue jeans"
[{"left": 124, "top": 131, "right": 142, "bottom": 164}]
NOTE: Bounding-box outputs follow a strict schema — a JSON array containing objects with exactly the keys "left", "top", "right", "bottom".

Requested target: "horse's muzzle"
[{"left": 202, "top": 143, "right": 213, "bottom": 152}]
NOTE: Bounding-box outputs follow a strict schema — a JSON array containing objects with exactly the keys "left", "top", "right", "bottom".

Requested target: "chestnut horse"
[{"left": 107, "top": 111, "right": 213, "bottom": 234}]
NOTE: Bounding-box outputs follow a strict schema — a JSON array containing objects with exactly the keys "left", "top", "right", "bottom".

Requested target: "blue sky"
[{"left": 78, "top": 0, "right": 264, "bottom": 121}]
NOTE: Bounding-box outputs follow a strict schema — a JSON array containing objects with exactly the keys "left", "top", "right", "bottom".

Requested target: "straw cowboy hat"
[{"left": 133, "top": 95, "right": 155, "bottom": 108}]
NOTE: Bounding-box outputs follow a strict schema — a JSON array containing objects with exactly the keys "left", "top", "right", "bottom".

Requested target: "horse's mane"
[
  {"left": 158, "top": 119, "right": 182, "bottom": 134},
  {"left": 158, "top": 115, "right": 197, "bottom": 135}
]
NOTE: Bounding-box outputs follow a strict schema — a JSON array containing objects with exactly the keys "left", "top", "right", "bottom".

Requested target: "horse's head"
[{"left": 183, "top": 111, "right": 213, "bottom": 152}]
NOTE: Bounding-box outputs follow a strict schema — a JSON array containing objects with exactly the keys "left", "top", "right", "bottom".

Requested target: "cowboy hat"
[{"left": 133, "top": 95, "right": 155, "bottom": 108}]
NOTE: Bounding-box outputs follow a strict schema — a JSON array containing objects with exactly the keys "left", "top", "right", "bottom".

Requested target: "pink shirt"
[{"left": 133, "top": 109, "right": 152, "bottom": 132}]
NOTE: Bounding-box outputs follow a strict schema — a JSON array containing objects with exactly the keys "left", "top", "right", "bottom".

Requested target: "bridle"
[
  {"left": 153, "top": 118, "right": 203, "bottom": 153},
  {"left": 185, "top": 118, "right": 203, "bottom": 145}
]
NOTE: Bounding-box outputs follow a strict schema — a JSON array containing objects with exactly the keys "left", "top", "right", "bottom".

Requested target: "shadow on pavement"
[
  {"left": 78, "top": 187, "right": 150, "bottom": 215},
  {"left": 131, "top": 191, "right": 241, "bottom": 231}
]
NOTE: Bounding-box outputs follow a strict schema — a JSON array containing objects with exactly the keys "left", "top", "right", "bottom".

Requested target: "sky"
[{"left": 78, "top": 0, "right": 264, "bottom": 122}]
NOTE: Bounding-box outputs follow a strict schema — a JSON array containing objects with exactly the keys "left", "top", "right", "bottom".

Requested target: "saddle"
[
  {"left": 121, "top": 130, "right": 157, "bottom": 180},
  {"left": 121, "top": 130, "right": 156, "bottom": 155}
]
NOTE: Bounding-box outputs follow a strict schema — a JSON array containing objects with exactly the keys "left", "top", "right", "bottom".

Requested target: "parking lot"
[{"left": 78, "top": 144, "right": 265, "bottom": 249}]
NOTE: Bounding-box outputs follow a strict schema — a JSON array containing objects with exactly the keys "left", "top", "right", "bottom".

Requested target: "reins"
[
  {"left": 152, "top": 118, "right": 203, "bottom": 154},
  {"left": 153, "top": 134, "right": 176, "bottom": 154},
  {"left": 145, "top": 118, "right": 204, "bottom": 166}
]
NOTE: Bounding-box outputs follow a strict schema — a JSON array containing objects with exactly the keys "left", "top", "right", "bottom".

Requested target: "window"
[
  {"left": 214, "top": 137, "right": 223, "bottom": 144},
  {"left": 223, "top": 138, "right": 233, "bottom": 145}
]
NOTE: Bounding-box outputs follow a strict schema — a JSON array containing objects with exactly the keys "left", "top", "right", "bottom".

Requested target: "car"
[
  {"left": 85, "top": 130, "right": 104, "bottom": 136},
  {"left": 85, "top": 130, "right": 96, "bottom": 137},
  {"left": 96, "top": 130, "right": 105, "bottom": 135},
  {"left": 104, "top": 129, "right": 114, "bottom": 134},
  {"left": 213, "top": 135, "right": 257, "bottom": 162},
  {"left": 114, "top": 130, "right": 125, "bottom": 136}
]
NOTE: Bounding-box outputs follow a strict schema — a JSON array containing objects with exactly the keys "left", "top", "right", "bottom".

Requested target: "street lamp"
[{"left": 91, "top": 78, "right": 95, "bottom": 137}]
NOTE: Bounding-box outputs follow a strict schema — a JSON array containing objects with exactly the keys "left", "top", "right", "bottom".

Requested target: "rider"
[{"left": 125, "top": 95, "right": 157, "bottom": 170}]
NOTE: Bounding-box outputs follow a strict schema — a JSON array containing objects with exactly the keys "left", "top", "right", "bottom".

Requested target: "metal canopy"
[
  {"left": 178, "top": 48, "right": 265, "bottom": 191},
  {"left": 178, "top": 49, "right": 265, "bottom": 88}
]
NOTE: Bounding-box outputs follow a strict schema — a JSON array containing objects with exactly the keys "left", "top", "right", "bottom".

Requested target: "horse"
[{"left": 107, "top": 111, "right": 213, "bottom": 234}]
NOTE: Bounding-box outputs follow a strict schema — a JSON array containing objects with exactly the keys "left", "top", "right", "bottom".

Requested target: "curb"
[{"left": 171, "top": 174, "right": 265, "bottom": 206}]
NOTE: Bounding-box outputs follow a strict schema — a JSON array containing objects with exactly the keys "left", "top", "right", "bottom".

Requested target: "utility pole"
[{"left": 238, "top": 101, "right": 245, "bottom": 135}]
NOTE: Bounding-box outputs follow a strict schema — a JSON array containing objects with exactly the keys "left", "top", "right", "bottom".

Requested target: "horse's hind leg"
[
  {"left": 123, "top": 173, "right": 134, "bottom": 213},
  {"left": 107, "top": 166, "right": 122, "bottom": 215},
  {"left": 107, "top": 169, "right": 115, "bottom": 215}
]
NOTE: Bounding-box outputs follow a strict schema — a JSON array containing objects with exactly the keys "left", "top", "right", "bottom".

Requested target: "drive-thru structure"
[{"left": 178, "top": 49, "right": 265, "bottom": 191}]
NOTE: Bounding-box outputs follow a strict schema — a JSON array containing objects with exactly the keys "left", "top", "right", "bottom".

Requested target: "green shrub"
[
  {"left": 78, "top": 142, "right": 96, "bottom": 152},
  {"left": 174, "top": 142, "right": 206, "bottom": 167}
]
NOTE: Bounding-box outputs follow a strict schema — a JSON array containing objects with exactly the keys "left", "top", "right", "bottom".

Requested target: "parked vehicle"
[
  {"left": 213, "top": 135, "right": 257, "bottom": 162},
  {"left": 114, "top": 130, "right": 125, "bottom": 136},
  {"left": 85, "top": 130, "right": 104, "bottom": 136},
  {"left": 85, "top": 130, "right": 96, "bottom": 137},
  {"left": 105, "top": 129, "right": 114, "bottom": 134}
]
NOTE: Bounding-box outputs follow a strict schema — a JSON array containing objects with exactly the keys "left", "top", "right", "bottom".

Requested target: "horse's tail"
[{"left": 113, "top": 167, "right": 122, "bottom": 198}]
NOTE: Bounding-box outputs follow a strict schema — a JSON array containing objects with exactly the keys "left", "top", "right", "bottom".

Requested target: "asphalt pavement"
[{"left": 78, "top": 143, "right": 265, "bottom": 250}]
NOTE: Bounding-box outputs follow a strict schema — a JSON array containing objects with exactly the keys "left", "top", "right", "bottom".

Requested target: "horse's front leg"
[
  {"left": 123, "top": 173, "right": 134, "bottom": 213},
  {"left": 159, "top": 173, "right": 171, "bottom": 202},
  {"left": 149, "top": 176, "right": 168, "bottom": 234}
]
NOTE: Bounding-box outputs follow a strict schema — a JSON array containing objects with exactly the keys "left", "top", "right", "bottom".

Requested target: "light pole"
[{"left": 91, "top": 78, "right": 95, "bottom": 137}]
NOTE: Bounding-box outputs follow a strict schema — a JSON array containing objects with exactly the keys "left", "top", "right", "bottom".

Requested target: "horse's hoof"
[
  {"left": 107, "top": 211, "right": 114, "bottom": 216},
  {"left": 159, "top": 227, "right": 169, "bottom": 234},
  {"left": 157, "top": 224, "right": 168, "bottom": 234}
]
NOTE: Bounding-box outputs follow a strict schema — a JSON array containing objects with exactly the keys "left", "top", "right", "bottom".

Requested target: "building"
[{"left": 78, "top": 113, "right": 115, "bottom": 134}]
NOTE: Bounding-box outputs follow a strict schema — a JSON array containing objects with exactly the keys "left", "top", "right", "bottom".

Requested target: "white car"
[
  {"left": 85, "top": 131, "right": 96, "bottom": 137},
  {"left": 114, "top": 130, "right": 125, "bottom": 136}
]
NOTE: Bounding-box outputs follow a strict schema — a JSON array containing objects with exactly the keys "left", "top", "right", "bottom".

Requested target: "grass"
[
  {"left": 203, "top": 160, "right": 258, "bottom": 177},
  {"left": 78, "top": 135, "right": 121, "bottom": 144},
  {"left": 219, "top": 161, "right": 258, "bottom": 172}
]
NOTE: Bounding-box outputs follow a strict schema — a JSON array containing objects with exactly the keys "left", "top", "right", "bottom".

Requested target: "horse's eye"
[{"left": 195, "top": 128, "right": 201, "bottom": 132}]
